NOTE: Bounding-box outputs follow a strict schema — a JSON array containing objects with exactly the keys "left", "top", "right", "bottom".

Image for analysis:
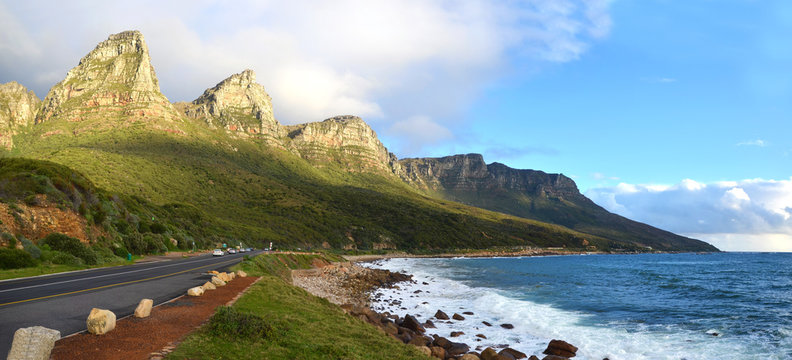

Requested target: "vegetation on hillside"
[{"left": 4, "top": 119, "right": 635, "bottom": 254}]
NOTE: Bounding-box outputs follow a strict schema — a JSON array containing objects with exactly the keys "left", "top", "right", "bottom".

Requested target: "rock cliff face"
[
  {"left": 35, "top": 31, "right": 180, "bottom": 125},
  {"left": 286, "top": 115, "right": 396, "bottom": 173},
  {"left": 184, "top": 69, "right": 284, "bottom": 141},
  {"left": 398, "top": 153, "right": 713, "bottom": 251},
  {"left": 399, "top": 154, "right": 581, "bottom": 199},
  {"left": 0, "top": 82, "right": 40, "bottom": 149}
]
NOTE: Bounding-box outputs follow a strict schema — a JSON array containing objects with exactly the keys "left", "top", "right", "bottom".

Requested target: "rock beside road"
[
  {"left": 7, "top": 326, "right": 60, "bottom": 360},
  {"left": 86, "top": 308, "right": 116, "bottom": 335},
  {"left": 134, "top": 299, "right": 153, "bottom": 318}
]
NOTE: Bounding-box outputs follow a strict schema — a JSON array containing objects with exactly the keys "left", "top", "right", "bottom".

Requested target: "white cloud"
[
  {"left": 737, "top": 139, "right": 767, "bottom": 147},
  {"left": 593, "top": 172, "right": 620, "bottom": 181},
  {"left": 0, "top": 0, "right": 613, "bottom": 154},
  {"left": 387, "top": 115, "right": 453, "bottom": 154},
  {"left": 586, "top": 178, "right": 792, "bottom": 251}
]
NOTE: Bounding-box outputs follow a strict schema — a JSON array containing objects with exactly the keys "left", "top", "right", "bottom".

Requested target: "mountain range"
[{"left": 0, "top": 31, "right": 718, "bottom": 253}]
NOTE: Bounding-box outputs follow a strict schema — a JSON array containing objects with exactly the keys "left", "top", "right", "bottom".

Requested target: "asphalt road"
[{"left": 0, "top": 250, "right": 260, "bottom": 357}]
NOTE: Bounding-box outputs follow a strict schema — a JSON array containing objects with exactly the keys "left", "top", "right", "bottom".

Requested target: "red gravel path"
[{"left": 51, "top": 276, "right": 259, "bottom": 360}]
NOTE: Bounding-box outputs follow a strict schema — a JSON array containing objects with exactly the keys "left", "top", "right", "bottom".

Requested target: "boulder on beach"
[
  {"left": 482, "top": 321, "right": 492, "bottom": 326},
  {"left": 481, "top": 347, "right": 500, "bottom": 360},
  {"left": 541, "top": 356, "right": 570, "bottom": 360},
  {"left": 403, "top": 314, "right": 426, "bottom": 333},
  {"left": 499, "top": 347, "right": 528, "bottom": 359},
  {"left": 500, "top": 323, "right": 514, "bottom": 329},
  {"left": 133, "top": 298, "right": 153, "bottom": 318},
  {"left": 435, "top": 310, "right": 450, "bottom": 320},
  {"left": 463, "top": 311, "right": 474, "bottom": 315},
  {"left": 476, "top": 333, "right": 487, "bottom": 339},
  {"left": 460, "top": 354, "right": 481, "bottom": 360},
  {"left": 543, "top": 339, "right": 578, "bottom": 358},
  {"left": 430, "top": 346, "right": 446, "bottom": 359},
  {"left": 453, "top": 313, "right": 466, "bottom": 320},
  {"left": 433, "top": 336, "right": 451, "bottom": 349},
  {"left": 409, "top": 335, "right": 432, "bottom": 347},
  {"left": 424, "top": 319, "right": 436, "bottom": 328},
  {"left": 86, "top": 308, "right": 116, "bottom": 335},
  {"left": 451, "top": 331, "right": 465, "bottom": 337},
  {"left": 417, "top": 346, "right": 432, "bottom": 357},
  {"left": 447, "top": 342, "right": 471, "bottom": 356}
]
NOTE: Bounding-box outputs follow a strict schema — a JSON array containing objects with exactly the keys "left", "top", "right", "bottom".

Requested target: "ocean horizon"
[{"left": 367, "top": 253, "right": 792, "bottom": 360}]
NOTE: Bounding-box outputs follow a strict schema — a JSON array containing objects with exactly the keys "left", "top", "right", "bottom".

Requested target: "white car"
[
  {"left": 212, "top": 249, "right": 224, "bottom": 256},
  {"left": 228, "top": 249, "right": 237, "bottom": 254}
]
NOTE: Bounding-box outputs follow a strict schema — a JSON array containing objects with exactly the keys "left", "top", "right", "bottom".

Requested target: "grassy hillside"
[
  {"left": 168, "top": 253, "right": 430, "bottom": 360},
  {"left": 4, "top": 117, "right": 638, "bottom": 252}
]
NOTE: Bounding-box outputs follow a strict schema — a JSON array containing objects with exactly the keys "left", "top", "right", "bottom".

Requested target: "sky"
[{"left": 1, "top": 0, "right": 790, "bottom": 251}]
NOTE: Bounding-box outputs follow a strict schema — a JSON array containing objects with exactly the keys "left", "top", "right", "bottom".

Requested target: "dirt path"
[{"left": 50, "top": 275, "right": 259, "bottom": 360}]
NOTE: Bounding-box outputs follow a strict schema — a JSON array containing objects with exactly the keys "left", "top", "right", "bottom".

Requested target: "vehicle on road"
[
  {"left": 228, "top": 249, "right": 237, "bottom": 254},
  {"left": 239, "top": 248, "right": 246, "bottom": 253},
  {"left": 212, "top": 249, "right": 224, "bottom": 256}
]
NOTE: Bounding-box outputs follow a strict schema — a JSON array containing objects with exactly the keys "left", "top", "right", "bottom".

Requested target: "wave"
[{"left": 366, "top": 257, "right": 791, "bottom": 360}]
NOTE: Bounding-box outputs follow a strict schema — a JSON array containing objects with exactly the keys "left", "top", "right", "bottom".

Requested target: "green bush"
[
  {"left": 0, "top": 248, "right": 38, "bottom": 269},
  {"left": 112, "top": 244, "right": 130, "bottom": 258},
  {"left": 92, "top": 245, "right": 120, "bottom": 264},
  {"left": 207, "top": 306, "right": 273, "bottom": 340},
  {"left": 39, "top": 233, "right": 98, "bottom": 265},
  {"left": 19, "top": 236, "right": 41, "bottom": 259},
  {"left": 46, "top": 250, "right": 84, "bottom": 266},
  {"left": 150, "top": 223, "right": 167, "bottom": 234}
]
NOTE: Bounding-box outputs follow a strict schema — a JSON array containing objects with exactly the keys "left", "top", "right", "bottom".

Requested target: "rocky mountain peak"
[
  {"left": 285, "top": 115, "right": 394, "bottom": 173},
  {"left": 36, "top": 30, "right": 179, "bottom": 124},
  {"left": 0, "top": 82, "right": 40, "bottom": 149},
  {"left": 184, "top": 69, "right": 282, "bottom": 140}
]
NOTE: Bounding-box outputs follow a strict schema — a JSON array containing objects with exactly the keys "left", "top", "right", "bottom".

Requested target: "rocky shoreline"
[{"left": 291, "top": 260, "right": 591, "bottom": 360}]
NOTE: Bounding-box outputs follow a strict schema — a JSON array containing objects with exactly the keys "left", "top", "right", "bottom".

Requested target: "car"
[
  {"left": 239, "top": 248, "right": 246, "bottom": 253},
  {"left": 212, "top": 249, "right": 224, "bottom": 256},
  {"left": 228, "top": 249, "right": 237, "bottom": 254}
]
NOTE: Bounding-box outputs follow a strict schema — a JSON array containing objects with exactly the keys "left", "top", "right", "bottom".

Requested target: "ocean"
[{"left": 366, "top": 253, "right": 792, "bottom": 360}]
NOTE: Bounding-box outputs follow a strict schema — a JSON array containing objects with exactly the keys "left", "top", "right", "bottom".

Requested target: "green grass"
[
  {"left": 6, "top": 118, "right": 619, "bottom": 253},
  {"left": 168, "top": 254, "right": 429, "bottom": 360}
]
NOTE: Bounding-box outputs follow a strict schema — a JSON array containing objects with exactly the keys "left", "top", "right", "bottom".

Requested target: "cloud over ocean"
[{"left": 586, "top": 178, "right": 792, "bottom": 251}]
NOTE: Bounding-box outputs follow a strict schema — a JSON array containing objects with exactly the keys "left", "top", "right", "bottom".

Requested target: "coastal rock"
[
  {"left": 383, "top": 321, "right": 399, "bottom": 336},
  {"left": 482, "top": 321, "right": 492, "bottom": 326},
  {"left": 86, "top": 308, "right": 116, "bottom": 335},
  {"left": 499, "top": 348, "right": 528, "bottom": 359},
  {"left": 435, "top": 310, "right": 450, "bottom": 320},
  {"left": 529, "top": 356, "right": 540, "bottom": 360},
  {"left": 133, "top": 298, "right": 153, "bottom": 318},
  {"left": 7, "top": 326, "right": 60, "bottom": 360},
  {"left": 424, "top": 319, "right": 436, "bottom": 328},
  {"left": 403, "top": 314, "right": 426, "bottom": 333},
  {"left": 430, "top": 346, "right": 446, "bottom": 359},
  {"left": 481, "top": 347, "right": 501, "bottom": 360},
  {"left": 453, "top": 313, "right": 466, "bottom": 320},
  {"left": 476, "top": 334, "right": 487, "bottom": 339},
  {"left": 543, "top": 339, "right": 578, "bottom": 358},
  {"left": 463, "top": 311, "right": 474, "bottom": 315},
  {"left": 447, "top": 342, "right": 472, "bottom": 356},
  {"left": 408, "top": 335, "right": 432, "bottom": 347},
  {"left": 417, "top": 346, "right": 432, "bottom": 356},
  {"left": 460, "top": 354, "right": 481, "bottom": 360},
  {"left": 500, "top": 323, "right": 514, "bottom": 329},
  {"left": 541, "top": 356, "right": 570, "bottom": 360},
  {"left": 451, "top": 331, "right": 465, "bottom": 337},
  {"left": 433, "top": 336, "right": 451, "bottom": 349}
]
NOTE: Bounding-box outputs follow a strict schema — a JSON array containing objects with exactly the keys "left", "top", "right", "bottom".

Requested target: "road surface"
[{"left": 0, "top": 250, "right": 260, "bottom": 357}]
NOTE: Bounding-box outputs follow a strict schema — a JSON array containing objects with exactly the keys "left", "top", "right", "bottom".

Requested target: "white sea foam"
[{"left": 365, "top": 257, "right": 788, "bottom": 360}]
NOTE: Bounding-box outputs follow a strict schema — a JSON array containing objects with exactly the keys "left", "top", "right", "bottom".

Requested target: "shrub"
[
  {"left": 47, "top": 251, "right": 84, "bottom": 266},
  {"left": 92, "top": 245, "right": 120, "bottom": 264},
  {"left": 112, "top": 244, "right": 130, "bottom": 258},
  {"left": 39, "top": 233, "right": 98, "bottom": 265},
  {"left": 0, "top": 248, "right": 38, "bottom": 269},
  {"left": 19, "top": 236, "right": 41, "bottom": 259},
  {"left": 150, "top": 223, "right": 167, "bottom": 234},
  {"left": 207, "top": 306, "right": 273, "bottom": 340}
]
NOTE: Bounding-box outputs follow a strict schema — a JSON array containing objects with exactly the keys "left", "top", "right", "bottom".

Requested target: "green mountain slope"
[{"left": 0, "top": 30, "right": 718, "bottom": 253}]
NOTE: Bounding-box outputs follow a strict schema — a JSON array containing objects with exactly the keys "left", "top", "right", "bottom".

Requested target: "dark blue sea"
[{"left": 367, "top": 253, "right": 792, "bottom": 360}]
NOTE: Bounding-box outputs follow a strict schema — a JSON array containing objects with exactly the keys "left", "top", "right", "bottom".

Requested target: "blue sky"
[{"left": 1, "top": 0, "right": 790, "bottom": 251}]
